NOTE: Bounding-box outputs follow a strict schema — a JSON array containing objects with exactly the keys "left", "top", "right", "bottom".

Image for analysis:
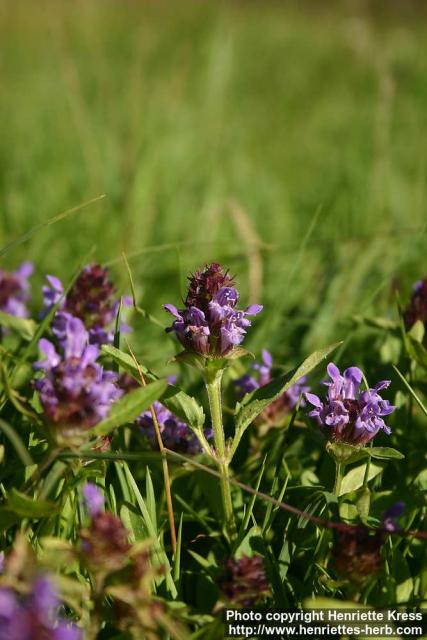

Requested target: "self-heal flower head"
[
  {"left": 234, "top": 349, "right": 310, "bottom": 425},
  {"left": 220, "top": 556, "right": 270, "bottom": 607},
  {"left": 0, "top": 262, "right": 33, "bottom": 319},
  {"left": 137, "top": 401, "right": 212, "bottom": 454},
  {"left": 0, "top": 575, "right": 81, "bottom": 640},
  {"left": 164, "top": 263, "right": 262, "bottom": 357},
  {"left": 305, "top": 363, "right": 395, "bottom": 446},
  {"left": 34, "top": 314, "right": 122, "bottom": 432},
  {"left": 80, "top": 507, "right": 131, "bottom": 573},
  {"left": 42, "top": 263, "right": 131, "bottom": 346}
]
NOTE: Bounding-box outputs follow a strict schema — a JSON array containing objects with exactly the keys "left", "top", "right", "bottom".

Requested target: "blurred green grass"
[{"left": 1, "top": 0, "right": 427, "bottom": 366}]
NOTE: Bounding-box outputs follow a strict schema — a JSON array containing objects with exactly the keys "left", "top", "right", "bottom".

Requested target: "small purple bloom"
[
  {"left": 381, "top": 501, "right": 405, "bottom": 532},
  {"left": 234, "top": 350, "right": 310, "bottom": 425},
  {"left": 83, "top": 483, "right": 105, "bottom": 516},
  {"left": 305, "top": 363, "right": 396, "bottom": 446},
  {"left": 0, "top": 261, "right": 33, "bottom": 321},
  {"left": 34, "top": 314, "right": 122, "bottom": 431},
  {"left": 137, "top": 401, "right": 211, "bottom": 454},
  {"left": 164, "top": 263, "right": 262, "bottom": 357},
  {"left": 42, "top": 263, "right": 131, "bottom": 346}
]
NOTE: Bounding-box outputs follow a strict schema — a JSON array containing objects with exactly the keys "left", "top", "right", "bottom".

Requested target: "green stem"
[
  {"left": 204, "top": 367, "right": 236, "bottom": 539},
  {"left": 333, "top": 461, "right": 344, "bottom": 498}
]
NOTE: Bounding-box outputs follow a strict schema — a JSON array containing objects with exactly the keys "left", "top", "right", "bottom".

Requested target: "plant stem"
[
  {"left": 126, "top": 341, "right": 177, "bottom": 555},
  {"left": 334, "top": 461, "right": 344, "bottom": 498},
  {"left": 204, "top": 366, "right": 236, "bottom": 539}
]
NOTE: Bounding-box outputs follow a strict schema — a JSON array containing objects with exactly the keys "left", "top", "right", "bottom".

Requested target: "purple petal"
[
  {"left": 326, "top": 362, "right": 341, "bottom": 380},
  {"left": 262, "top": 349, "right": 273, "bottom": 368},
  {"left": 16, "top": 262, "right": 34, "bottom": 278},
  {"left": 83, "top": 483, "right": 104, "bottom": 516},
  {"left": 36, "top": 339, "right": 61, "bottom": 369},
  {"left": 164, "top": 304, "right": 182, "bottom": 319},
  {"left": 245, "top": 304, "right": 263, "bottom": 315},
  {"left": 305, "top": 392, "right": 323, "bottom": 409}
]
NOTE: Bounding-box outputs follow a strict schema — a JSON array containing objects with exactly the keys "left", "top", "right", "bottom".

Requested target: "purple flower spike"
[
  {"left": 42, "top": 263, "right": 131, "bottom": 346},
  {"left": 164, "top": 263, "right": 262, "bottom": 357},
  {"left": 83, "top": 483, "right": 105, "bottom": 516},
  {"left": 34, "top": 314, "right": 122, "bottom": 431},
  {"left": 305, "top": 363, "right": 396, "bottom": 446},
  {"left": 234, "top": 350, "right": 310, "bottom": 425},
  {"left": 0, "top": 261, "right": 33, "bottom": 321}
]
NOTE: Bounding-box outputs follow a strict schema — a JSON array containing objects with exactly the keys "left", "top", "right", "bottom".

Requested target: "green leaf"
[
  {"left": 0, "top": 310, "right": 37, "bottom": 340},
  {"left": 368, "top": 447, "right": 405, "bottom": 460},
  {"left": 393, "top": 365, "right": 427, "bottom": 417},
  {"left": 0, "top": 419, "right": 34, "bottom": 467},
  {"left": 101, "top": 344, "right": 150, "bottom": 377},
  {"left": 326, "top": 442, "right": 369, "bottom": 465},
  {"left": 169, "top": 350, "right": 207, "bottom": 371},
  {"left": 339, "top": 462, "right": 384, "bottom": 496},
  {"left": 233, "top": 341, "right": 341, "bottom": 448},
  {"left": 102, "top": 344, "right": 205, "bottom": 430},
  {"left": 7, "top": 488, "right": 59, "bottom": 517},
  {"left": 352, "top": 315, "right": 399, "bottom": 331},
  {"left": 224, "top": 347, "right": 254, "bottom": 361},
  {"left": 91, "top": 379, "right": 168, "bottom": 437},
  {"left": 405, "top": 334, "right": 427, "bottom": 370}
]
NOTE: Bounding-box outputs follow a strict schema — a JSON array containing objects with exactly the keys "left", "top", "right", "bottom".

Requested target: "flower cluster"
[
  {"left": 137, "top": 401, "right": 210, "bottom": 454},
  {"left": 220, "top": 556, "right": 269, "bottom": 607},
  {"left": 305, "top": 363, "right": 395, "bottom": 446},
  {"left": 34, "top": 314, "right": 122, "bottom": 432},
  {"left": 81, "top": 483, "right": 131, "bottom": 572},
  {"left": 0, "top": 262, "right": 33, "bottom": 318},
  {"left": 234, "top": 349, "right": 310, "bottom": 425},
  {"left": 164, "top": 263, "right": 262, "bottom": 357},
  {"left": 42, "top": 263, "right": 130, "bottom": 345},
  {"left": 0, "top": 575, "right": 81, "bottom": 640},
  {"left": 403, "top": 278, "right": 427, "bottom": 331}
]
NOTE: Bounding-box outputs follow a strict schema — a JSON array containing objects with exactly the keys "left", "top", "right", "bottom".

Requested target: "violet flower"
[
  {"left": 234, "top": 350, "right": 310, "bottom": 425},
  {"left": 34, "top": 314, "right": 122, "bottom": 431},
  {"left": 305, "top": 363, "right": 395, "bottom": 446},
  {"left": 42, "top": 263, "right": 131, "bottom": 345},
  {"left": 381, "top": 501, "right": 405, "bottom": 532},
  {"left": 164, "top": 263, "right": 262, "bottom": 357},
  {"left": 0, "top": 575, "right": 81, "bottom": 640},
  {"left": 83, "top": 483, "right": 105, "bottom": 517},
  {"left": 0, "top": 262, "right": 33, "bottom": 319},
  {"left": 137, "top": 401, "right": 211, "bottom": 454}
]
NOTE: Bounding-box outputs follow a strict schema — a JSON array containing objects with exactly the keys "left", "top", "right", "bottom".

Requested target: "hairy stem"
[
  {"left": 334, "top": 461, "right": 344, "bottom": 498},
  {"left": 126, "top": 342, "right": 177, "bottom": 555},
  {"left": 204, "top": 367, "right": 236, "bottom": 539}
]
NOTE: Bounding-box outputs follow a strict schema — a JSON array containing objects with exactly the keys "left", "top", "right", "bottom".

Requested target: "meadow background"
[{"left": 1, "top": 0, "right": 427, "bottom": 370}]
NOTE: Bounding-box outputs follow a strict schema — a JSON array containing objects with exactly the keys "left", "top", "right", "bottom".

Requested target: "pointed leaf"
[
  {"left": 102, "top": 345, "right": 205, "bottom": 430},
  {"left": 0, "top": 311, "right": 37, "bottom": 341},
  {"left": 91, "top": 379, "right": 167, "bottom": 437},
  {"left": 7, "top": 489, "right": 59, "bottom": 518},
  {"left": 368, "top": 447, "right": 405, "bottom": 460},
  {"left": 234, "top": 342, "right": 341, "bottom": 442}
]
